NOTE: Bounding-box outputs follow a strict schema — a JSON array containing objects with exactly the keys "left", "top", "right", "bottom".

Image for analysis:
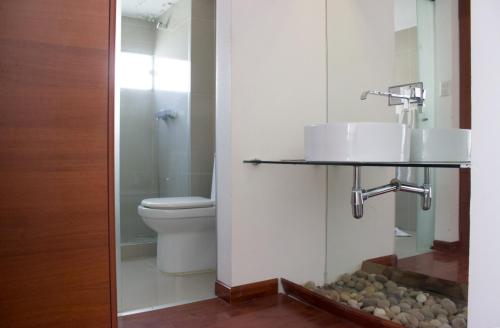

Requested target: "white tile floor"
[{"left": 119, "top": 257, "right": 216, "bottom": 313}]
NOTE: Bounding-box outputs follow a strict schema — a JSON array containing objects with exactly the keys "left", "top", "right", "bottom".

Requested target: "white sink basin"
[
  {"left": 304, "top": 122, "right": 410, "bottom": 162},
  {"left": 411, "top": 128, "right": 471, "bottom": 162}
]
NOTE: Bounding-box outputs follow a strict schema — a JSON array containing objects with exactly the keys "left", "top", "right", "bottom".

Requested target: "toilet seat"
[{"left": 141, "top": 196, "right": 214, "bottom": 209}]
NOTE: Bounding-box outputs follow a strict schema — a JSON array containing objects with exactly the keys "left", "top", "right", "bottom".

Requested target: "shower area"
[{"left": 116, "top": 0, "right": 216, "bottom": 313}]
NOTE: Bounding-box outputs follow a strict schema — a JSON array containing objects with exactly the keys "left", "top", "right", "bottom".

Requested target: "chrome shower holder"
[{"left": 351, "top": 166, "right": 432, "bottom": 219}]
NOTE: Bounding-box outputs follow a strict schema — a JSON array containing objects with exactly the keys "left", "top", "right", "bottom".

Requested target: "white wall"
[
  {"left": 326, "top": 0, "right": 397, "bottom": 281},
  {"left": 154, "top": 0, "right": 192, "bottom": 198},
  {"left": 120, "top": 17, "right": 157, "bottom": 243},
  {"left": 394, "top": 0, "right": 417, "bottom": 32},
  {"left": 216, "top": 0, "right": 328, "bottom": 286},
  {"left": 469, "top": 1, "right": 500, "bottom": 327}
]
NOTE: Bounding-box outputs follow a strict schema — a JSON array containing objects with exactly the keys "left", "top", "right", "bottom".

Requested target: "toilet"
[{"left": 138, "top": 163, "right": 216, "bottom": 274}]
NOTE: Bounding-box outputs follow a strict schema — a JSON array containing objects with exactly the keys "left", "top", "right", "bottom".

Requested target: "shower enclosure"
[{"left": 116, "top": 0, "right": 216, "bottom": 314}]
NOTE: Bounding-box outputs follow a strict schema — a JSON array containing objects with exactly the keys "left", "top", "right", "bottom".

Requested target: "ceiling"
[{"left": 122, "top": 0, "right": 179, "bottom": 20}]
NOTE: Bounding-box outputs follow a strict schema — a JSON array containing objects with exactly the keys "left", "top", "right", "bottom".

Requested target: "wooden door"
[{"left": 0, "top": 0, "right": 116, "bottom": 327}]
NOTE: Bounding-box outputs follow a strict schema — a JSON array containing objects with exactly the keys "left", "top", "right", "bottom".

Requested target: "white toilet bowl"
[{"left": 138, "top": 196, "right": 216, "bottom": 274}]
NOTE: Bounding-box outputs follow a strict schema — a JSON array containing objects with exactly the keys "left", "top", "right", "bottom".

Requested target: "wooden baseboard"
[
  {"left": 281, "top": 278, "right": 402, "bottom": 328},
  {"left": 432, "top": 240, "right": 461, "bottom": 252},
  {"left": 215, "top": 278, "right": 278, "bottom": 304}
]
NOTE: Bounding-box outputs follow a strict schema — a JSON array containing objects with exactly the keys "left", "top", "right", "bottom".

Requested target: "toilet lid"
[{"left": 141, "top": 197, "right": 215, "bottom": 209}]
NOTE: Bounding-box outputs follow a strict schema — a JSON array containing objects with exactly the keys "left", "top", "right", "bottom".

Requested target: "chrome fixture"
[
  {"left": 351, "top": 166, "right": 432, "bottom": 219},
  {"left": 155, "top": 109, "right": 177, "bottom": 121},
  {"left": 361, "top": 82, "right": 426, "bottom": 110}
]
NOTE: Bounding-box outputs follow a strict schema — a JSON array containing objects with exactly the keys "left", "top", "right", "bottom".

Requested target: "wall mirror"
[{"left": 325, "top": 0, "right": 469, "bottom": 280}]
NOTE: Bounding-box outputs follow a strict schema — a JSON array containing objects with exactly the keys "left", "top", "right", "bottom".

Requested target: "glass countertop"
[{"left": 243, "top": 159, "right": 471, "bottom": 168}]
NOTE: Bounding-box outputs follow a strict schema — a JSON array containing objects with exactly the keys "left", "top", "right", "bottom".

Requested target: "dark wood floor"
[
  {"left": 118, "top": 295, "right": 363, "bottom": 328},
  {"left": 397, "top": 250, "right": 469, "bottom": 283}
]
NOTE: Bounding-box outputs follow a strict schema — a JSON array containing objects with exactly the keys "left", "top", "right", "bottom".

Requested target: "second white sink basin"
[
  {"left": 305, "top": 122, "right": 410, "bottom": 162},
  {"left": 411, "top": 128, "right": 471, "bottom": 162}
]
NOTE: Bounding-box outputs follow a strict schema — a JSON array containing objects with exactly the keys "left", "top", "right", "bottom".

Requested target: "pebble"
[
  {"left": 417, "top": 293, "right": 428, "bottom": 304},
  {"left": 368, "top": 273, "right": 376, "bottom": 282},
  {"left": 440, "top": 325, "right": 452, "bottom": 328},
  {"left": 341, "top": 273, "right": 352, "bottom": 283},
  {"left": 390, "top": 305, "right": 401, "bottom": 314},
  {"left": 431, "top": 303, "right": 443, "bottom": 316},
  {"left": 385, "top": 280, "right": 398, "bottom": 289},
  {"left": 362, "top": 306, "right": 375, "bottom": 313},
  {"left": 347, "top": 280, "right": 356, "bottom": 288},
  {"left": 373, "top": 291, "right": 387, "bottom": 299},
  {"left": 375, "top": 274, "right": 389, "bottom": 283},
  {"left": 440, "top": 298, "right": 457, "bottom": 315},
  {"left": 355, "top": 280, "right": 366, "bottom": 291},
  {"left": 373, "top": 281, "right": 384, "bottom": 290},
  {"left": 408, "top": 308, "right": 425, "bottom": 321},
  {"left": 437, "top": 314, "right": 449, "bottom": 324},
  {"left": 400, "top": 302, "right": 412, "bottom": 312},
  {"left": 388, "top": 296, "right": 399, "bottom": 306},
  {"left": 347, "top": 299, "right": 360, "bottom": 309},
  {"left": 363, "top": 286, "right": 376, "bottom": 296},
  {"left": 395, "top": 312, "right": 420, "bottom": 328},
  {"left": 377, "top": 299, "right": 390, "bottom": 309},
  {"left": 420, "top": 305, "right": 435, "bottom": 320},
  {"left": 429, "top": 319, "right": 442, "bottom": 327},
  {"left": 340, "top": 292, "right": 351, "bottom": 302},
  {"left": 355, "top": 270, "right": 369, "bottom": 279},
  {"left": 362, "top": 297, "right": 378, "bottom": 307},
  {"left": 373, "top": 308, "right": 386, "bottom": 317},
  {"left": 303, "top": 281, "right": 316, "bottom": 290},
  {"left": 451, "top": 317, "right": 467, "bottom": 328}
]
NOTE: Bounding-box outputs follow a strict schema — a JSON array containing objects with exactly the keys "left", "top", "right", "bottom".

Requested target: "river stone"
[
  {"left": 355, "top": 270, "right": 369, "bottom": 279},
  {"left": 421, "top": 305, "right": 435, "bottom": 320},
  {"left": 377, "top": 299, "right": 390, "bottom": 309},
  {"left": 385, "top": 280, "right": 398, "bottom": 289},
  {"left": 348, "top": 299, "right": 360, "bottom": 309},
  {"left": 347, "top": 280, "right": 356, "bottom": 288},
  {"left": 373, "top": 308, "right": 386, "bottom": 317},
  {"left": 419, "top": 322, "right": 435, "bottom": 328},
  {"left": 408, "top": 308, "right": 425, "bottom": 321},
  {"left": 373, "top": 281, "right": 384, "bottom": 290},
  {"left": 355, "top": 280, "right": 366, "bottom": 291},
  {"left": 375, "top": 274, "right": 388, "bottom": 283},
  {"left": 320, "top": 289, "right": 340, "bottom": 302},
  {"left": 388, "top": 296, "right": 399, "bottom": 306},
  {"left": 395, "top": 312, "right": 420, "bottom": 328},
  {"left": 390, "top": 305, "right": 401, "bottom": 315},
  {"left": 368, "top": 273, "right": 376, "bottom": 282},
  {"left": 363, "top": 285, "right": 376, "bottom": 296},
  {"left": 429, "top": 319, "right": 443, "bottom": 327},
  {"left": 440, "top": 298, "right": 457, "bottom": 315},
  {"left": 362, "top": 306, "right": 375, "bottom": 313},
  {"left": 340, "top": 292, "right": 351, "bottom": 302},
  {"left": 340, "top": 273, "right": 352, "bottom": 283},
  {"left": 451, "top": 317, "right": 466, "bottom": 328},
  {"left": 425, "top": 297, "right": 437, "bottom": 307},
  {"left": 417, "top": 293, "right": 428, "bottom": 304},
  {"left": 437, "top": 314, "right": 449, "bottom": 324},
  {"left": 362, "top": 297, "right": 378, "bottom": 307},
  {"left": 439, "top": 325, "right": 452, "bottom": 328},
  {"left": 400, "top": 302, "right": 412, "bottom": 312},
  {"left": 303, "top": 281, "right": 316, "bottom": 290},
  {"left": 431, "top": 303, "right": 445, "bottom": 316},
  {"left": 373, "top": 291, "right": 387, "bottom": 299}
]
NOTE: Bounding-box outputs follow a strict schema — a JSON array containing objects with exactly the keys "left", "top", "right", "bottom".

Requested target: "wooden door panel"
[{"left": 0, "top": 0, "right": 114, "bottom": 327}]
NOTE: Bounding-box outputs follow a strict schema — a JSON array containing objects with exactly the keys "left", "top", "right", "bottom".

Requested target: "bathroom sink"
[
  {"left": 411, "top": 128, "right": 471, "bottom": 162},
  {"left": 304, "top": 122, "right": 410, "bottom": 162}
]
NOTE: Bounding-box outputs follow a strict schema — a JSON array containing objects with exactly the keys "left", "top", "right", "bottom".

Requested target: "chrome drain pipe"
[{"left": 351, "top": 166, "right": 432, "bottom": 219}]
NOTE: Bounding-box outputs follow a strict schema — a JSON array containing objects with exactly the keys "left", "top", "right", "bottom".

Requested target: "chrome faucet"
[{"left": 360, "top": 83, "right": 426, "bottom": 109}]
